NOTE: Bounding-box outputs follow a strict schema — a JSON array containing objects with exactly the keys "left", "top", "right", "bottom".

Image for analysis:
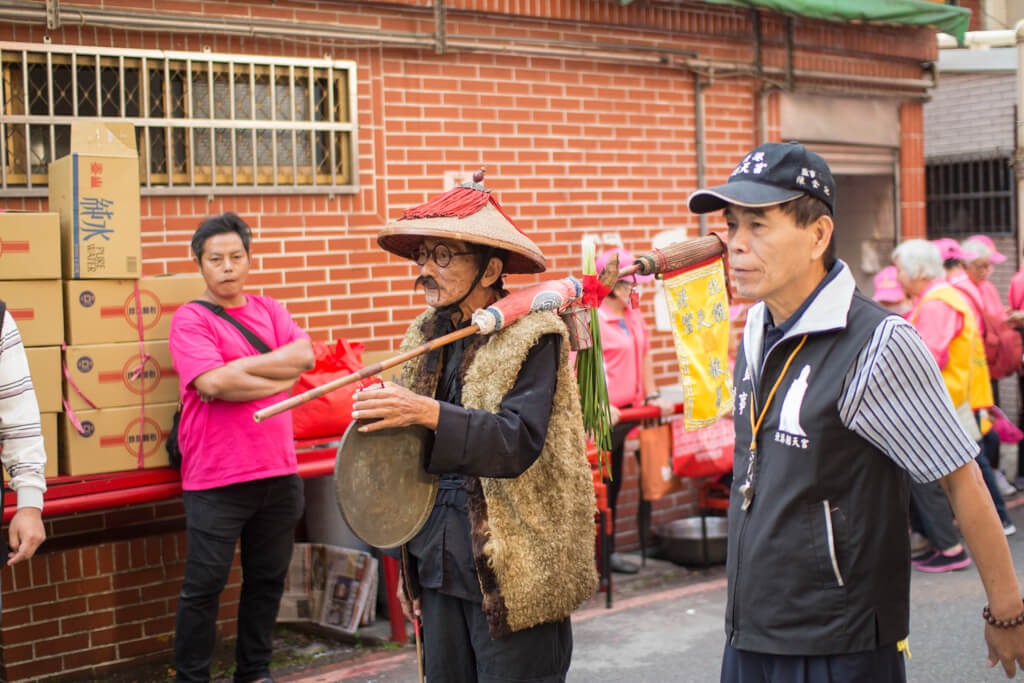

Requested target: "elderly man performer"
[
  {"left": 688, "top": 141, "right": 1024, "bottom": 682},
  {"left": 351, "top": 173, "right": 596, "bottom": 683}
]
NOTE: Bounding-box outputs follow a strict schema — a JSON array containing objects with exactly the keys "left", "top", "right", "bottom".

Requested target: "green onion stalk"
[{"left": 574, "top": 241, "right": 614, "bottom": 479}]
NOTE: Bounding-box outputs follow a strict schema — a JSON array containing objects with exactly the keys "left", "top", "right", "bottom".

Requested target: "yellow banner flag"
[{"left": 661, "top": 257, "right": 733, "bottom": 429}]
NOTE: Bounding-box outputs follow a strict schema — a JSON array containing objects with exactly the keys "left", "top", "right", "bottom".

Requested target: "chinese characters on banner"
[{"left": 661, "top": 257, "right": 733, "bottom": 430}]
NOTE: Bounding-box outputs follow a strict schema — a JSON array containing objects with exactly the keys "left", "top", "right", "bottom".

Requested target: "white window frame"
[{"left": 0, "top": 41, "right": 358, "bottom": 197}]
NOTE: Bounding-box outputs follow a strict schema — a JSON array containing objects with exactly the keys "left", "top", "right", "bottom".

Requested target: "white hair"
[
  {"left": 892, "top": 239, "right": 944, "bottom": 281},
  {"left": 960, "top": 239, "right": 991, "bottom": 263}
]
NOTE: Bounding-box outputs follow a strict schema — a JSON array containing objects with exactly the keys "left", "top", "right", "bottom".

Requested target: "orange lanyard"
[{"left": 739, "top": 335, "right": 807, "bottom": 510}]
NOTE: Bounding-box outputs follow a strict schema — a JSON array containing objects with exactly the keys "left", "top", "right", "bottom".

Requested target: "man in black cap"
[{"left": 690, "top": 142, "right": 1024, "bottom": 681}]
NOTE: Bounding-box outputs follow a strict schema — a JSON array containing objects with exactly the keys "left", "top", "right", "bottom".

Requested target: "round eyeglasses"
[{"left": 414, "top": 243, "right": 475, "bottom": 268}]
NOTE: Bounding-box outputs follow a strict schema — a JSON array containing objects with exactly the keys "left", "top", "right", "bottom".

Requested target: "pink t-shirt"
[
  {"left": 977, "top": 278, "right": 1007, "bottom": 320},
  {"left": 1008, "top": 270, "right": 1024, "bottom": 311},
  {"left": 597, "top": 303, "right": 651, "bottom": 408},
  {"left": 169, "top": 295, "right": 309, "bottom": 490}
]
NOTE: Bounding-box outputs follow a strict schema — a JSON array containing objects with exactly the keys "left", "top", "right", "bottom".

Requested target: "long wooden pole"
[
  {"left": 253, "top": 324, "right": 478, "bottom": 422},
  {"left": 253, "top": 234, "right": 725, "bottom": 423}
]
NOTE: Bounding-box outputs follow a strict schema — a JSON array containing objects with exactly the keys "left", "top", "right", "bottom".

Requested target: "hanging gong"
[{"left": 334, "top": 421, "right": 438, "bottom": 549}]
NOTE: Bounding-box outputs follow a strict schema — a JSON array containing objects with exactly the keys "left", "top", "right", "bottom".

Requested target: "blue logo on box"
[
  {"left": 76, "top": 357, "right": 93, "bottom": 373},
  {"left": 79, "top": 291, "right": 95, "bottom": 307},
  {"left": 80, "top": 421, "right": 95, "bottom": 438}
]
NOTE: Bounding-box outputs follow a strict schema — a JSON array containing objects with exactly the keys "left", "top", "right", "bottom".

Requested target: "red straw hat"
[{"left": 378, "top": 170, "right": 546, "bottom": 274}]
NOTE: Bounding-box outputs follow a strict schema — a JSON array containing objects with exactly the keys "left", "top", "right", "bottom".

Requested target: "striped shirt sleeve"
[
  {"left": 838, "top": 315, "right": 978, "bottom": 484},
  {"left": 0, "top": 311, "right": 47, "bottom": 509}
]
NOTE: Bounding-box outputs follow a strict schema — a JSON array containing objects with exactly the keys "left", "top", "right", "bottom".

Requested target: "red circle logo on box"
[
  {"left": 122, "top": 416, "right": 164, "bottom": 460},
  {"left": 121, "top": 355, "right": 162, "bottom": 394},
  {"left": 121, "top": 289, "right": 162, "bottom": 331}
]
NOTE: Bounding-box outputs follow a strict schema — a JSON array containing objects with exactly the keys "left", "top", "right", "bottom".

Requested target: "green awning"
[{"left": 619, "top": 0, "right": 970, "bottom": 46}]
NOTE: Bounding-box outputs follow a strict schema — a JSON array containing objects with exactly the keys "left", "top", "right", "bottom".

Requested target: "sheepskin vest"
[{"left": 401, "top": 309, "right": 598, "bottom": 638}]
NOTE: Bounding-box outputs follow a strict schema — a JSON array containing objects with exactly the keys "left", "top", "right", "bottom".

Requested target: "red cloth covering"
[{"left": 581, "top": 275, "right": 611, "bottom": 308}]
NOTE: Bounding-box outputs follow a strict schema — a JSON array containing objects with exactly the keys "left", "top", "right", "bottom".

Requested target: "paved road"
[{"left": 285, "top": 499, "right": 1024, "bottom": 682}]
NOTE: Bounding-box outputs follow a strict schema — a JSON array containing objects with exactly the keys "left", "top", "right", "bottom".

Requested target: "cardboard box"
[
  {"left": 4, "top": 413, "right": 59, "bottom": 481},
  {"left": 25, "top": 346, "right": 61, "bottom": 413},
  {"left": 64, "top": 274, "right": 205, "bottom": 344},
  {"left": 41, "top": 412, "right": 59, "bottom": 478},
  {"left": 64, "top": 341, "right": 179, "bottom": 410},
  {"left": 0, "top": 212, "right": 61, "bottom": 280},
  {"left": 3, "top": 280, "right": 64, "bottom": 346},
  {"left": 48, "top": 122, "right": 141, "bottom": 279},
  {"left": 60, "top": 402, "right": 175, "bottom": 475}
]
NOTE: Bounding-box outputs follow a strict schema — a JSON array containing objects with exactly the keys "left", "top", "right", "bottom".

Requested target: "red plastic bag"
[
  {"left": 671, "top": 416, "right": 734, "bottom": 478},
  {"left": 292, "top": 339, "right": 378, "bottom": 439}
]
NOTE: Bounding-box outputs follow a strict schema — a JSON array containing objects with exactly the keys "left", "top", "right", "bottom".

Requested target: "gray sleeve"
[{"left": 839, "top": 316, "right": 979, "bottom": 483}]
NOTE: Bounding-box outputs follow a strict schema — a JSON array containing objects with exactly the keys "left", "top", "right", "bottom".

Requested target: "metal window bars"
[
  {"left": 925, "top": 154, "right": 1016, "bottom": 237},
  {"left": 0, "top": 42, "right": 357, "bottom": 196}
]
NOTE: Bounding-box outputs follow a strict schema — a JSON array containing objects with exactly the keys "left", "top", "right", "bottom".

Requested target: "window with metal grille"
[
  {"left": 925, "top": 156, "right": 1015, "bottom": 237},
  {"left": 1, "top": 43, "right": 357, "bottom": 196}
]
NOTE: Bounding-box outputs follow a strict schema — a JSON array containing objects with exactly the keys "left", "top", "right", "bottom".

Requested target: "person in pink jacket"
[
  {"left": 964, "top": 235, "right": 1009, "bottom": 324},
  {"left": 594, "top": 247, "right": 673, "bottom": 574}
]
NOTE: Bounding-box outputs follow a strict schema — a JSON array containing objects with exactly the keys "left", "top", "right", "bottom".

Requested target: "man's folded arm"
[{"left": 231, "top": 338, "right": 314, "bottom": 380}]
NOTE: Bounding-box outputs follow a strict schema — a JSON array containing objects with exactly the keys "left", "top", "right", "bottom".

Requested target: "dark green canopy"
[{"left": 619, "top": 0, "right": 970, "bottom": 45}]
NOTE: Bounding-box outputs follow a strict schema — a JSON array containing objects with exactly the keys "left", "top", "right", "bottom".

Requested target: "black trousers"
[
  {"left": 605, "top": 419, "right": 642, "bottom": 553},
  {"left": 420, "top": 588, "right": 573, "bottom": 683},
  {"left": 174, "top": 474, "right": 304, "bottom": 683},
  {"left": 908, "top": 480, "right": 959, "bottom": 550},
  {"left": 721, "top": 643, "right": 905, "bottom": 683}
]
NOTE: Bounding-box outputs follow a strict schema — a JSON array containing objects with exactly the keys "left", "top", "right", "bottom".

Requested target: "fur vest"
[{"left": 401, "top": 309, "right": 598, "bottom": 637}]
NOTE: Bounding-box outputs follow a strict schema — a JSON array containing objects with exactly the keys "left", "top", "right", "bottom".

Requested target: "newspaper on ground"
[{"left": 281, "top": 543, "right": 377, "bottom": 634}]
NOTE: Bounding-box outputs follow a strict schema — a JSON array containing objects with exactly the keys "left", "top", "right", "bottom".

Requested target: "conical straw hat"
[{"left": 378, "top": 175, "right": 546, "bottom": 274}]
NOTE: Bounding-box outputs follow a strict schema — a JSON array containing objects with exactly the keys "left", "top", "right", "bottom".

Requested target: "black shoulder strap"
[
  {"left": 190, "top": 300, "right": 273, "bottom": 354},
  {"left": 0, "top": 300, "right": 5, "bottom": 339}
]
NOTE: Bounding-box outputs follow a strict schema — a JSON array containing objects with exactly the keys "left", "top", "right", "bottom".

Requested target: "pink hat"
[
  {"left": 931, "top": 238, "right": 966, "bottom": 262},
  {"left": 967, "top": 234, "right": 1007, "bottom": 263},
  {"left": 872, "top": 266, "right": 904, "bottom": 303},
  {"left": 595, "top": 247, "right": 654, "bottom": 283}
]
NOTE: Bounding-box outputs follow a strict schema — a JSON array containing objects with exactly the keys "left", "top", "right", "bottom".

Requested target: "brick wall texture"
[
  {"left": 0, "top": 1, "right": 937, "bottom": 679},
  {"left": 924, "top": 71, "right": 1016, "bottom": 159}
]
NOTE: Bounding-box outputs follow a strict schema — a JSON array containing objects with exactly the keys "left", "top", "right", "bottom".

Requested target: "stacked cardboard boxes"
[
  {"left": 1, "top": 212, "right": 63, "bottom": 478},
  {"left": 61, "top": 276, "right": 203, "bottom": 474},
  {"left": 49, "top": 122, "right": 205, "bottom": 475}
]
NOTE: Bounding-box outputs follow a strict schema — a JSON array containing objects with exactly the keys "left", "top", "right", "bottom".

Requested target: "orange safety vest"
[{"left": 910, "top": 282, "right": 993, "bottom": 410}]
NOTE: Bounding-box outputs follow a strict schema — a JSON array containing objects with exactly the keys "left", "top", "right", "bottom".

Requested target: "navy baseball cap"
[{"left": 688, "top": 142, "right": 835, "bottom": 215}]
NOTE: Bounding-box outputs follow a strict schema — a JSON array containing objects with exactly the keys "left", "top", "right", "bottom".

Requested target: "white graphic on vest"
[
  {"left": 776, "top": 365, "right": 811, "bottom": 449},
  {"left": 736, "top": 392, "right": 748, "bottom": 416}
]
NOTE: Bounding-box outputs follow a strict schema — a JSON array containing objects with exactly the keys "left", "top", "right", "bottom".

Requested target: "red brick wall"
[
  {"left": 901, "top": 102, "right": 928, "bottom": 240},
  {"left": 959, "top": 0, "right": 984, "bottom": 32},
  {"left": 0, "top": 1, "right": 936, "bottom": 678},
  {"left": 0, "top": 502, "right": 242, "bottom": 682}
]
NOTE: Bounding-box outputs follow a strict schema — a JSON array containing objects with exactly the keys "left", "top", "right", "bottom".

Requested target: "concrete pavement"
[{"left": 278, "top": 495, "right": 1024, "bottom": 682}]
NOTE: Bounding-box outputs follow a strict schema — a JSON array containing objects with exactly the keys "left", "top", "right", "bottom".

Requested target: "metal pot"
[{"left": 655, "top": 516, "right": 728, "bottom": 567}]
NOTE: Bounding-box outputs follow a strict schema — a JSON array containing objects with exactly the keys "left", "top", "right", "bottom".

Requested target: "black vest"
[{"left": 726, "top": 292, "right": 910, "bottom": 655}]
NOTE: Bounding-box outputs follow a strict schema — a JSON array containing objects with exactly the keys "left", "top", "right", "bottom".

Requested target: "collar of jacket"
[{"left": 742, "top": 259, "right": 856, "bottom": 385}]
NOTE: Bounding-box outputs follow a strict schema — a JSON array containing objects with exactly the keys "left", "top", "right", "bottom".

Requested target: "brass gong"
[{"left": 334, "top": 422, "right": 438, "bottom": 548}]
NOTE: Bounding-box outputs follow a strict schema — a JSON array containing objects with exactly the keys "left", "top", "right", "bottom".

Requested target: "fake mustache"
[{"left": 415, "top": 275, "right": 439, "bottom": 292}]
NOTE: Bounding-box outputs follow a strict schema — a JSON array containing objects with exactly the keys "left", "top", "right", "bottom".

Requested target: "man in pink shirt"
[{"left": 169, "top": 213, "right": 313, "bottom": 683}]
